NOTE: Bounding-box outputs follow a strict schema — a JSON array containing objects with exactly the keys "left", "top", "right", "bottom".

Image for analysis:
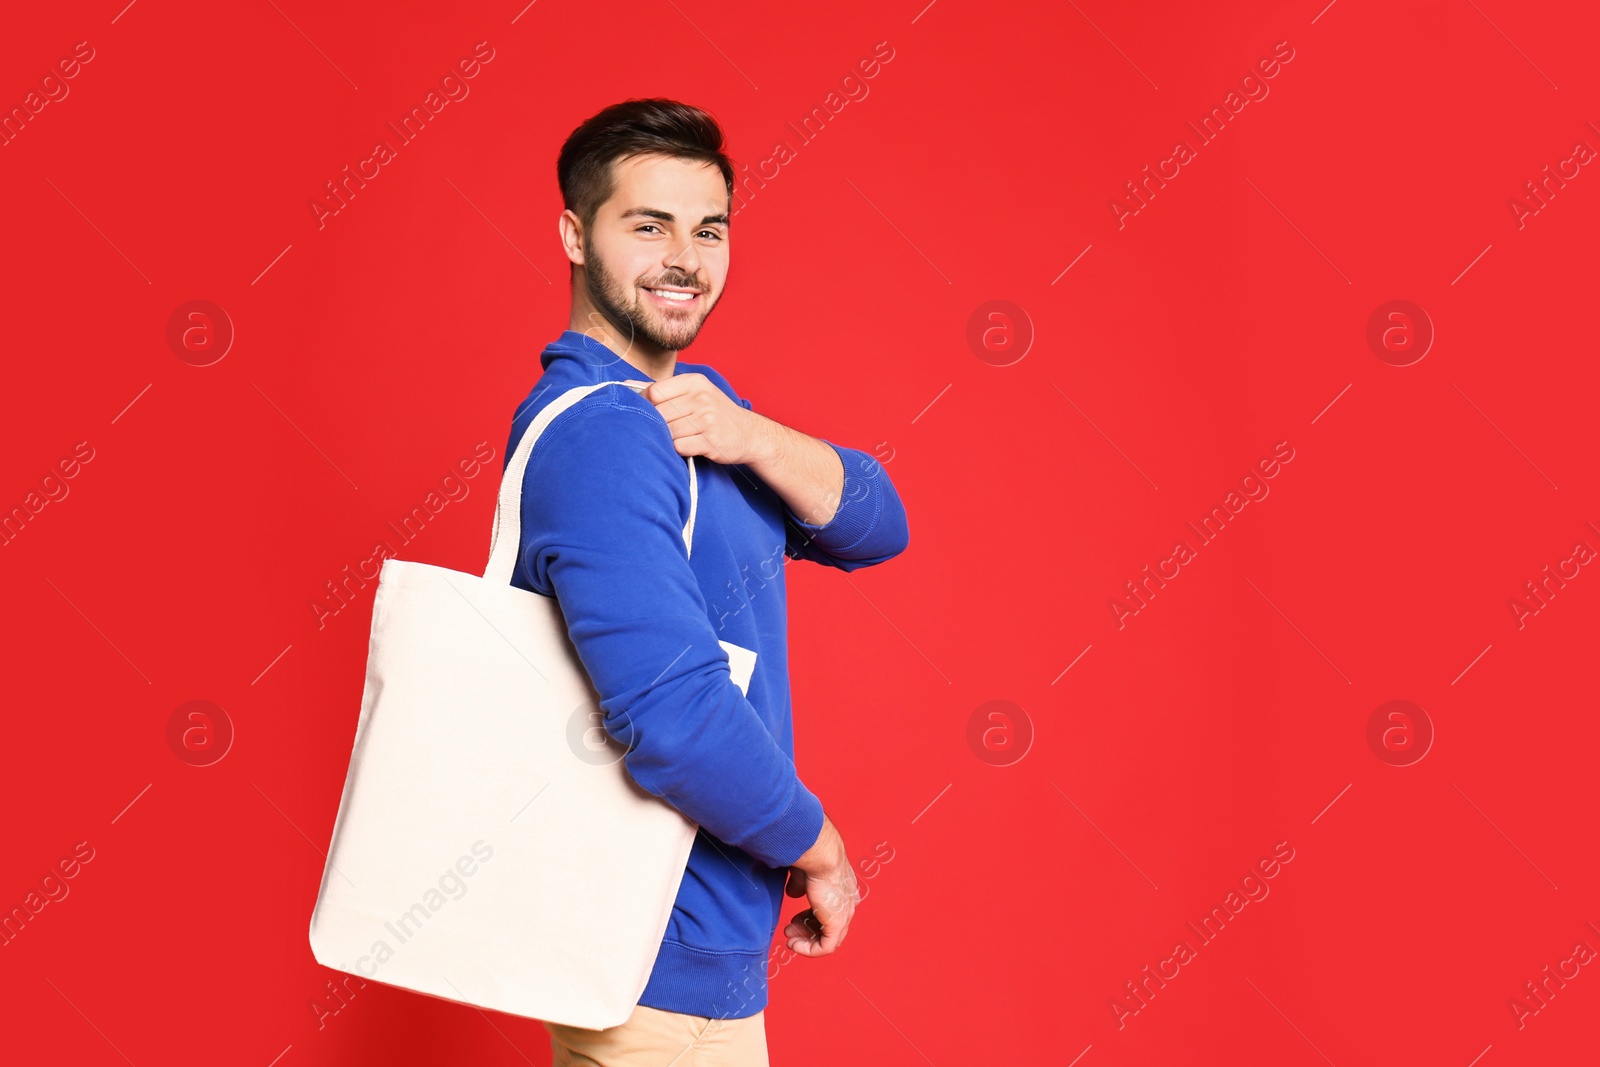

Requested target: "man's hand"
[
  {"left": 640, "top": 373, "right": 776, "bottom": 467},
  {"left": 782, "top": 813, "right": 860, "bottom": 958},
  {"left": 642, "top": 373, "right": 846, "bottom": 526}
]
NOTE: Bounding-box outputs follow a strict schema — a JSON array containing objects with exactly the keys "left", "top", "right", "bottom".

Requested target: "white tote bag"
[{"left": 308, "top": 379, "right": 756, "bottom": 1029}]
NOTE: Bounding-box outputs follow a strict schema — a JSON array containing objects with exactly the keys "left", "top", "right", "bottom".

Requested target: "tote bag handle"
[{"left": 484, "top": 379, "right": 700, "bottom": 585}]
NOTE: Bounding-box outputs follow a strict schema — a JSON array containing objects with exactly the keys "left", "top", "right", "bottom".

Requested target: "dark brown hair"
[{"left": 557, "top": 98, "right": 735, "bottom": 231}]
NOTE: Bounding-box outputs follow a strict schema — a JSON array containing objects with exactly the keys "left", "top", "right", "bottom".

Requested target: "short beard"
[{"left": 582, "top": 233, "right": 713, "bottom": 354}]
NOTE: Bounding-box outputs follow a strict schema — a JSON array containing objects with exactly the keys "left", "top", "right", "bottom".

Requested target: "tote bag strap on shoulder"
[{"left": 483, "top": 379, "right": 700, "bottom": 585}]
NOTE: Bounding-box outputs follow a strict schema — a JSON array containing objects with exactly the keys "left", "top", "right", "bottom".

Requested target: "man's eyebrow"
[{"left": 619, "top": 207, "right": 730, "bottom": 227}]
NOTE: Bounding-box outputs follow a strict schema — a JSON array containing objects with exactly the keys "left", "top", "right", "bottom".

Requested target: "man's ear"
[{"left": 558, "top": 208, "right": 585, "bottom": 266}]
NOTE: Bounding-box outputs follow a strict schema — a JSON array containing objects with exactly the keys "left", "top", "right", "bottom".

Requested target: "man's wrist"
[
  {"left": 794, "top": 812, "right": 841, "bottom": 872},
  {"left": 744, "top": 411, "right": 787, "bottom": 468}
]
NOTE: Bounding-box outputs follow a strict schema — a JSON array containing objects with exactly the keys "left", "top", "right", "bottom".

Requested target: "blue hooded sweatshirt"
[{"left": 502, "top": 330, "right": 910, "bottom": 1020}]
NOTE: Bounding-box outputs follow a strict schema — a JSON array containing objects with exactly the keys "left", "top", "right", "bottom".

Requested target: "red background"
[{"left": 3, "top": 0, "right": 1598, "bottom": 1063}]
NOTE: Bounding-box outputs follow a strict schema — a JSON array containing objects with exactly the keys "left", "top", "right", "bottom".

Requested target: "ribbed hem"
[
  {"left": 739, "top": 777, "right": 826, "bottom": 870},
  {"left": 637, "top": 938, "right": 770, "bottom": 1020},
  {"left": 787, "top": 441, "right": 881, "bottom": 551}
]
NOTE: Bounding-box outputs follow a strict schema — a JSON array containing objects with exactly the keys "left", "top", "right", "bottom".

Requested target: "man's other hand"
[{"left": 782, "top": 813, "right": 860, "bottom": 957}]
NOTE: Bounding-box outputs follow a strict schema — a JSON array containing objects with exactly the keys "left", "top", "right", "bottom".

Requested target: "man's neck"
[{"left": 567, "top": 316, "right": 676, "bottom": 382}]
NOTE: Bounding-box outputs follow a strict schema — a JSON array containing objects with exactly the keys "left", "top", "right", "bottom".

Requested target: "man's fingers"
[
  {"left": 784, "top": 909, "right": 820, "bottom": 949},
  {"left": 785, "top": 909, "right": 819, "bottom": 936},
  {"left": 788, "top": 921, "right": 847, "bottom": 956},
  {"left": 785, "top": 902, "right": 852, "bottom": 957},
  {"left": 640, "top": 374, "right": 699, "bottom": 406}
]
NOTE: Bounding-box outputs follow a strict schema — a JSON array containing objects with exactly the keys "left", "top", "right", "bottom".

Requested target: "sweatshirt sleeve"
[
  {"left": 518, "top": 396, "right": 826, "bottom": 870},
  {"left": 733, "top": 396, "right": 910, "bottom": 572}
]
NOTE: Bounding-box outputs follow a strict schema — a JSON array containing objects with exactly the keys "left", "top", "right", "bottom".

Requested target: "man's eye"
[
  {"left": 637, "top": 224, "right": 662, "bottom": 234},
  {"left": 698, "top": 230, "right": 723, "bottom": 241}
]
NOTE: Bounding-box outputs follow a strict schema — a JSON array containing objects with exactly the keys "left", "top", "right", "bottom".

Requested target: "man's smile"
[{"left": 642, "top": 285, "right": 702, "bottom": 308}]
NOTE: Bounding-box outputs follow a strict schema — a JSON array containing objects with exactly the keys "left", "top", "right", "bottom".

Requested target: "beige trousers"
[{"left": 544, "top": 1003, "right": 770, "bottom": 1066}]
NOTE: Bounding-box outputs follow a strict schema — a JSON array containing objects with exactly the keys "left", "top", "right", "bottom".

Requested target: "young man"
[{"left": 505, "top": 99, "right": 909, "bottom": 1065}]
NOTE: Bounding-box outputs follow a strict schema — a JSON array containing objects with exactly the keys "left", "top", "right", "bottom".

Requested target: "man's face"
[{"left": 578, "top": 153, "right": 729, "bottom": 353}]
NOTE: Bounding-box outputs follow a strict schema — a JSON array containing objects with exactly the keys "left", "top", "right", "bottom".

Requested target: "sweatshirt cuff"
[
  {"left": 787, "top": 440, "right": 880, "bottom": 551},
  {"left": 740, "top": 776, "right": 826, "bottom": 869}
]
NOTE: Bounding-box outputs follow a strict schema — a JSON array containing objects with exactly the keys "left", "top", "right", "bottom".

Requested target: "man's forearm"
[{"left": 747, "top": 415, "right": 845, "bottom": 527}]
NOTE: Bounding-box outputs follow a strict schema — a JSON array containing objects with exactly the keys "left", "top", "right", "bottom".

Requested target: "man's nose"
[{"left": 663, "top": 237, "right": 701, "bottom": 277}]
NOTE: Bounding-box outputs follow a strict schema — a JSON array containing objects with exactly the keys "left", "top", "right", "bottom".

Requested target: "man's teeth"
[{"left": 648, "top": 288, "right": 695, "bottom": 302}]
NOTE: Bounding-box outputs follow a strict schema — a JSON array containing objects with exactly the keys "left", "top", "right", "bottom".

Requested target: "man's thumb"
[{"left": 784, "top": 868, "right": 808, "bottom": 897}]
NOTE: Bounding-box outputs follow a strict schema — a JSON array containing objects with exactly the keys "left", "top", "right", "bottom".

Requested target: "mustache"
[{"left": 642, "top": 275, "right": 707, "bottom": 293}]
